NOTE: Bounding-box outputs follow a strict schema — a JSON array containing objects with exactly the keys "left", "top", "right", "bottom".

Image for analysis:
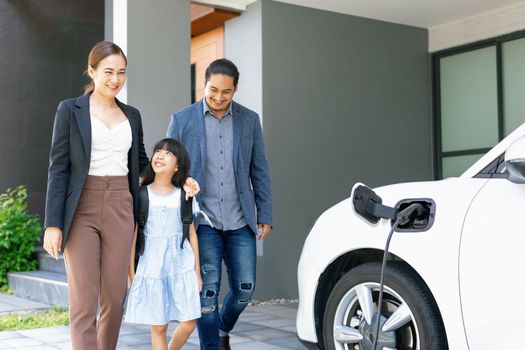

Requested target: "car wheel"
[{"left": 322, "top": 262, "right": 447, "bottom": 350}]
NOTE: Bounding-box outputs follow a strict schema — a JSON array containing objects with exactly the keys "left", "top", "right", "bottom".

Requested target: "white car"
[{"left": 296, "top": 123, "right": 525, "bottom": 350}]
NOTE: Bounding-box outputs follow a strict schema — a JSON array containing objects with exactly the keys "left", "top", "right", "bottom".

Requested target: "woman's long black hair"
[{"left": 140, "top": 138, "right": 190, "bottom": 188}]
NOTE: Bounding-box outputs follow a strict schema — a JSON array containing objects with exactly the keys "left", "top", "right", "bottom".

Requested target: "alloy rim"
[{"left": 332, "top": 282, "right": 420, "bottom": 350}]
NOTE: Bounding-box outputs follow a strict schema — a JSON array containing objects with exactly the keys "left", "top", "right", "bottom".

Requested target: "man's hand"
[
  {"left": 183, "top": 177, "right": 200, "bottom": 200},
  {"left": 43, "top": 227, "right": 63, "bottom": 259},
  {"left": 257, "top": 224, "right": 271, "bottom": 240}
]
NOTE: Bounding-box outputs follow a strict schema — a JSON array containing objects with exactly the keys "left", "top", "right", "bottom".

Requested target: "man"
[{"left": 167, "top": 58, "right": 272, "bottom": 350}]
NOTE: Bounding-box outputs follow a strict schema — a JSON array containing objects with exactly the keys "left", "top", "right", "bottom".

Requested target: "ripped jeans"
[{"left": 196, "top": 225, "right": 256, "bottom": 350}]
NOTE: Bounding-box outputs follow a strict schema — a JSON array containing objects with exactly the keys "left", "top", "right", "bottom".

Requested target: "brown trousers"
[{"left": 64, "top": 176, "right": 134, "bottom": 350}]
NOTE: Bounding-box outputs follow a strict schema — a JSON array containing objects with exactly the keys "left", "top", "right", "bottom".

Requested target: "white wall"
[
  {"left": 224, "top": 1, "right": 263, "bottom": 120},
  {"left": 430, "top": 1, "right": 525, "bottom": 52}
]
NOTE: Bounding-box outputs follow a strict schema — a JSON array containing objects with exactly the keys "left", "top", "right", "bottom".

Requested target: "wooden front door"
[{"left": 190, "top": 26, "right": 224, "bottom": 102}]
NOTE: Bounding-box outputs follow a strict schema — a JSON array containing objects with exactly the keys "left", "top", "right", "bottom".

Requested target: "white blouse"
[{"left": 88, "top": 116, "right": 132, "bottom": 176}]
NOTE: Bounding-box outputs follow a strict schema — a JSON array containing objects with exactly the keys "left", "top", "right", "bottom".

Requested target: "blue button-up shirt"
[{"left": 199, "top": 99, "right": 247, "bottom": 230}]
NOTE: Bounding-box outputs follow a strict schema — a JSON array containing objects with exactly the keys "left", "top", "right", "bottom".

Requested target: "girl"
[{"left": 125, "top": 138, "right": 203, "bottom": 350}]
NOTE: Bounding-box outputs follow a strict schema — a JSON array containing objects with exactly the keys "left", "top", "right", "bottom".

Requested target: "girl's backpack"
[{"left": 135, "top": 186, "right": 193, "bottom": 258}]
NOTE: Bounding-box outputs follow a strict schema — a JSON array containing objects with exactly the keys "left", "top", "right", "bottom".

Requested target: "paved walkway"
[
  {"left": 0, "top": 294, "right": 51, "bottom": 316},
  {"left": 0, "top": 294, "right": 305, "bottom": 350}
]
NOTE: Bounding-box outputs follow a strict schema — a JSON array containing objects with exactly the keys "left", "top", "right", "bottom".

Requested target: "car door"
[{"left": 459, "top": 162, "right": 525, "bottom": 348}]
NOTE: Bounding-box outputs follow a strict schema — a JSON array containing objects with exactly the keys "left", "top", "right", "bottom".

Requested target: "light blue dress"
[{"left": 125, "top": 186, "right": 201, "bottom": 325}]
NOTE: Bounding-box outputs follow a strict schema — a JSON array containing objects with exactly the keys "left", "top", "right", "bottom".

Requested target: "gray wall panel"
[
  {"left": 225, "top": 1, "right": 264, "bottom": 259},
  {"left": 0, "top": 0, "right": 104, "bottom": 218},
  {"left": 127, "top": 0, "right": 190, "bottom": 153},
  {"left": 245, "top": 1, "right": 430, "bottom": 298}
]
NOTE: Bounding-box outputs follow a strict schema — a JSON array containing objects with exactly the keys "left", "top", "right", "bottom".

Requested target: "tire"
[{"left": 322, "top": 262, "right": 447, "bottom": 350}]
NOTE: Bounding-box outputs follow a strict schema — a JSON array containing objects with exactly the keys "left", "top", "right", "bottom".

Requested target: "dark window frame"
[{"left": 432, "top": 29, "right": 525, "bottom": 179}]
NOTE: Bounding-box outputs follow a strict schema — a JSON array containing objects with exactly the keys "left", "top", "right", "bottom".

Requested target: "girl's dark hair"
[
  {"left": 84, "top": 41, "right": 127, "bottom": 94},
  {"left": 140, "top": 138, "right": 190, "bottom": 188},
  {"left": 205, "top": 58, "right": 240, "bottom": 87}
]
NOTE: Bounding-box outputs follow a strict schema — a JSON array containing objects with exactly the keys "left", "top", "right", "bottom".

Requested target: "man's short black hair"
[{"left": 205, "top": 58, "right": 240, "bottom": 87}]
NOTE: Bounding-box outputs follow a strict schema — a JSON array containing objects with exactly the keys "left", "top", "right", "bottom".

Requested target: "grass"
[{"left": 0, "top": 306, "right": 69, "bottom": 331}]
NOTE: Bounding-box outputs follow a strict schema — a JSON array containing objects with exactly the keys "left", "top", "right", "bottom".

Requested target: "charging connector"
[
  {"left": 371, "top": 203, "right": 430, "bottom": 350},
  {"left": 397, "top": 203, "right": 428, "bottom": 226},
  {"left": 351, "top": 185, "right": 435, "bottom": 350}
]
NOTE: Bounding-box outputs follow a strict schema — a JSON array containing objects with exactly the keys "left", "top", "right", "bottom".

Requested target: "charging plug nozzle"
[{"left": 397, "top": 203, "right": 429, "bottom": 226}]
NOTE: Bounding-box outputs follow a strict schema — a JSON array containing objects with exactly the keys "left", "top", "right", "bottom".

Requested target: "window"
[{"left": 433, "top": 31, "right": 525, "bottom": 179}]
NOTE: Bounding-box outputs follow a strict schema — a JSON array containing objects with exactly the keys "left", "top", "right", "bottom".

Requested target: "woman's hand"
[
  {"left": 128, "top": 269, "right": 135, "bottom": 289},
  {"left": 183, "top": 177, "right": 200, "bottom": 200},
  {"left": 43, "top": 227, "right": 63, "bottom": 259}
]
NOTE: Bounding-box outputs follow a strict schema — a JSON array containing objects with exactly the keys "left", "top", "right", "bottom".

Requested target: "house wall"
[
  {"left": 2, "top": 0, "right": 432, "bottom": 300},
  {"left": 0, "top": 0, "right": 105, "bottom": 218},
  {"left": 127, "top": 0, "right": 191, "bottom": 153},
  {"left": 226, "top": 0, "right": 432, "bottom": 298}
]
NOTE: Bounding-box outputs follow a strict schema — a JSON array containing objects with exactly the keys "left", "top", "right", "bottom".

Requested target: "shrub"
[{"left": 0, "top": 186, "right": 41, "bottom": 287}]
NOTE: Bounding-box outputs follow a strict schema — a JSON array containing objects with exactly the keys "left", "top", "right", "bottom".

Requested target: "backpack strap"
[
  {"left": 136, "top": 186, "right": 149, "bottom": 257},
  {"left": 180, "top": 188, "right": 193, "bottom": 249}
]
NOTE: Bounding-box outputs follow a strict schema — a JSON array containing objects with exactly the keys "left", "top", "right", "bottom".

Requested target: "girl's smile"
[{"left": 151, "top": 149, "right": 177, "bottom": 174}]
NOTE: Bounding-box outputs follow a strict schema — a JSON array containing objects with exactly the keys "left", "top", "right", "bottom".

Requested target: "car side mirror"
[{"left": 505, "top": 136, "right": 525, "bottom": 183}]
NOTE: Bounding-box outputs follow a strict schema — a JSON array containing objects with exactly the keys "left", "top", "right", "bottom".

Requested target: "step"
[
  {"left": 38, "top": 251, "right": 66, "bottom": 274},
  {"left": 8, "top": 271, "right": 68, "bottom": 307}
]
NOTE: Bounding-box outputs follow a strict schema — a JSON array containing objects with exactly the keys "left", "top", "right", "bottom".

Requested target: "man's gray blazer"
[{"left": 167, "top": 99, "right": 272, "bottom": 234}]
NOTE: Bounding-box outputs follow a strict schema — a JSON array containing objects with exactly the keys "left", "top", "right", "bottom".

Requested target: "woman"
[{"left": 43, "top": 41, "right": 197, "bottom": 349}]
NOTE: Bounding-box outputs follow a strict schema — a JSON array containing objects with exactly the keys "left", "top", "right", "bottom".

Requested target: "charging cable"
[{"left": 371, "top": 203, "right": 426, "bottom": 350}]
